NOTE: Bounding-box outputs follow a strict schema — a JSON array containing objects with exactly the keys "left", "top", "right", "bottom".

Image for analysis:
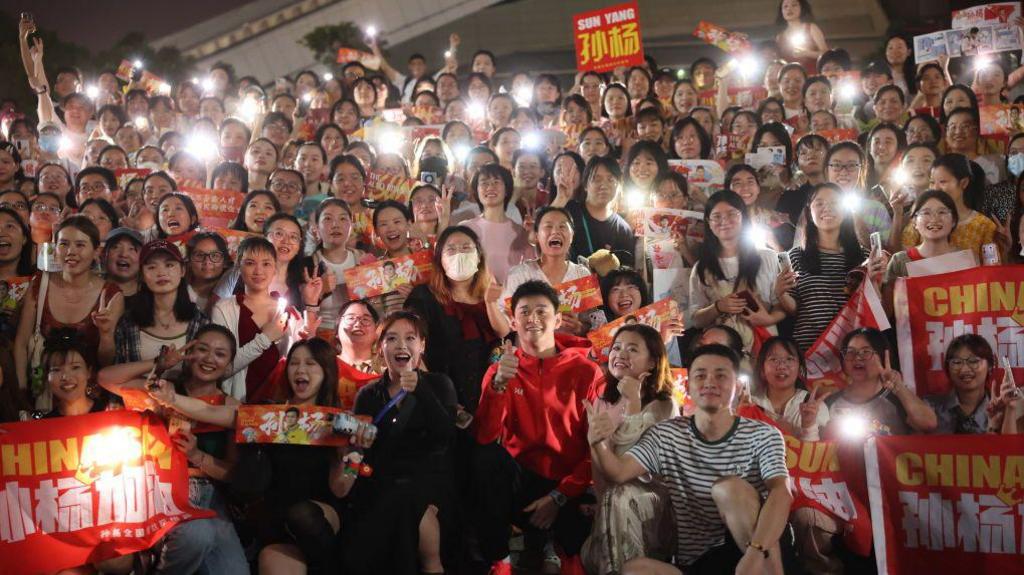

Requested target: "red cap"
[{"left": 139, "top": 239, "right": 185, "bottom": 265}]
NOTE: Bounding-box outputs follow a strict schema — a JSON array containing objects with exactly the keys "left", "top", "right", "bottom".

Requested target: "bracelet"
[
  {"left": 747, "top": 542, "right": 770, "bottom": 559},
  {"left": 35, "top": 86, "right": 48, "bottom": 94}
]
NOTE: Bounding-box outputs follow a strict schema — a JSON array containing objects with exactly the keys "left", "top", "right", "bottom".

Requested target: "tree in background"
[{"left": 299, "top": 22, "right": 386, "bottom": 68}]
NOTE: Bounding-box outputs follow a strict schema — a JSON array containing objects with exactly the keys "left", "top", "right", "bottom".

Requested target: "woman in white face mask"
[{"left": 404, "top": 225, "right": 510, "bottom": 415}]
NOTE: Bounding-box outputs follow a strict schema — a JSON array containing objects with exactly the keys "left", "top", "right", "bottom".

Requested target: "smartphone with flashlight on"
[{"left": 735, "top": 289, "right": 760, "bottom": 312}]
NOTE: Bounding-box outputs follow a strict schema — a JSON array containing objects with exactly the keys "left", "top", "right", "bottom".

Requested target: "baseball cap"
[
  {"left": 105, "top": 227, "right": 143, "bottom": 247},
  {"left": 139, "top": 239, "right": 185, "bottom": 264}
]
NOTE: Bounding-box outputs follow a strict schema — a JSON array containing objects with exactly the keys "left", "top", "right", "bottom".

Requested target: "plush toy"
[{"left": 587, "top": 249, "right": 620, "bottom": 277}]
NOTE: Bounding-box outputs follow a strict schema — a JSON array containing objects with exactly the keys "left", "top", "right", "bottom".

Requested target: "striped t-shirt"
[
  {"left": 789, "top": 246, "right": 868, "bottom": 353},
  {"left": 627, "top": 416, "right": 788, "bottom": 567}
]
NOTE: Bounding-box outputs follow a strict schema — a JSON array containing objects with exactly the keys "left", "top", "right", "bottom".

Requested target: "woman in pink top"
[{"left": 464, "top": 163, "right": 535, "bottom": 285}]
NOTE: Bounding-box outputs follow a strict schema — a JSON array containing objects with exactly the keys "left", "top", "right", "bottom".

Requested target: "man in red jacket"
[{"left": 474, "top": 280, "right": 602, "bottom": 573}]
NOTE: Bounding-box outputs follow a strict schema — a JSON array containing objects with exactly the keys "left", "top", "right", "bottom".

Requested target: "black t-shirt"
[
  {"left": 776, "top": 183, "right": 811, "bottom": 226},
  {"left": 566, "top": 199, "right": 636, "bottom": 268}
]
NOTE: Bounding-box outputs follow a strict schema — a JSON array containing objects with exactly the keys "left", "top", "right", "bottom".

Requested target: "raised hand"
[
  {"left": 262, "top": 306, "right": 289, "bottom": 343},
  {"left": 397, "top": 369, "right": 418, "bottom": 394},
  {"left": 301, "top": 265, "right": 324, "bottom": 306},
  {"left": 774, "top": 269, "right": 797, "bottom": 300},
  {"left": 618, "top": 372, "right": 648, "bottom": 403},
  {"left": 91, "top": 291, "right": 124, "bottom": 335},
  {"left": 156, "top": 340, "right": 198, "bottom": 374},
  {"left": 147, "top": 378, "right": 177, "bottom": 408},
  {"left": 492, "top": 340, "right": 519, "bottom": 392},
  {"left": 659, "top": 310, "right": 685, "bottom": 344},
  {"left": 716, "top": 293, "right": 747, "bottom": 316},
  {"left": 584, "top": 399, "right": 616, "bottom": 445},
  {"left": 484, "top": 272, "right": 503, "bottom": 304},
  {"left": 437, "top": 186, "right": 453, "bottom": 230},
  {"left": 800, "top": 385, "right": 833, "bottom": 430},
  {"left": 298, "top": 309, "right": 322, "bottom": 340},
  {"left": 879, "top": 350, "right": 904, "bottom": 393}
]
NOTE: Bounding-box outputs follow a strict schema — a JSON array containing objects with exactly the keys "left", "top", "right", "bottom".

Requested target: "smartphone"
[
  {"left": 982, "top": 243, "right": 1000, "bottom": 266},
  {"left": 735, "top": 290, "right": 760, "bottom": 312},
  {"left": 1001, "top": 357, "right": 1016, "bottom": 388},
  {"left": 777, "top": 251, "right": 793, "bottom": 274},
  {"left": 20, "top": 12, "right": 33, "bottom": 21},
  {"left": 12, "top": 138, "right": 29, "bottom": 154},
  {"left": 869, "top": 232, "right": 882, "bottom": 256},
  {"left": 420, "top": 171, "right": 438, "bottom": 185}
]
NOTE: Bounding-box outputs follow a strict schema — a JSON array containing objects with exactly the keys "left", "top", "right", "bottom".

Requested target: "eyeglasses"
[
  {"left": 79, "top": 183, "right": 110, "bottom": 193},
  {"left": 442, "top": 243, "right": 476, "bottom": 256},
  {"left": 947, "top": 357, "right": 983, "bottom": 369},
  {"left": 341, "top": 314, "right": 374, "bottom": 325},
  {"left": 765, "top": 356, "right": 798, "bottom": 367},
  {"left": 828, "top": 162, "right": 862, "bottom": 173},
  {"left": 842, "top": 348, "right": 877, "bottom": 360},
  {"left": 270, "top": 181, "right": 301, "bottom": 193},
  {"left": 0, "top": 201, "right": 28, "bottom": 211},
  {"left": 190, "top": 251, "right": 225, "bottom": 263},
  {"left": 708, "top": 211, "right": 742, "bottom": 224},
  {"left": 31, "top": 203, "right": 61, "bottom": 214},
  {"left": 268, "top": 229, "right": 301, "bottom": 244},
  {"left": 916, "top": 209, "right": 952, "bottom": 220}
]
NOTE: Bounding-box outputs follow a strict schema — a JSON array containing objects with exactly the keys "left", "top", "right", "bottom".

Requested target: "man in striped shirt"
[{"left": 589, "top": 344, "right": 792, "bottom": 575}]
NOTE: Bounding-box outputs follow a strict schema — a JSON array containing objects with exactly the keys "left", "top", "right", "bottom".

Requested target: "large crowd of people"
[{"left": 1, "top": 2, "right": 1023, "bottom": 574}]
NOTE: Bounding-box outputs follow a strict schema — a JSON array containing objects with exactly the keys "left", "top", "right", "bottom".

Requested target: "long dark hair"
[
  {"left": 750, "top": 122, "right": 794, "bottom": 167},
  {"left": 545, "top": 151, "right": 586, "bottom": 203},
  {"left": 800, "top": 183, "right": 863, "bottom": 275},
  {"left": 755, "top": 336, "right": 807, "bottom": 391},
  {"left": 670, "top": 116, "right": 712, "bottom": 159},
  {"left": 602, "top": 324, "right": 672, "bottom": 406},
  {"left": 285, "top": 338, "right": 340, "bottom": 408},
  {"left": 131, "top": 252, "right": 198, "bottom": 328},
  {"left": 932, "top": 153, "right": 984, "bottom": 211},
  {"left": 231, "top": 190, "right": 281, "bottom": 231},
  {"left": 155, "top": 192, "right": 200, "bottom": 238},
  {"left": 264, "top": 212, "right": 320, "bottom": 311},
  {"left": 176, "top": 324, "right": 237, "bottom": 392},
  {"left": 695, "top": 190, "right": 762, "bottom": 289}
]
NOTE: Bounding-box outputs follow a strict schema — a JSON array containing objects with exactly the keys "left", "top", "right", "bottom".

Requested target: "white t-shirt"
[
  {"left": 687, "top": 248, "right": 781, "bottom": 324},
  {"left": 138, "top": 329, "right": 188, "bottom": 362}
]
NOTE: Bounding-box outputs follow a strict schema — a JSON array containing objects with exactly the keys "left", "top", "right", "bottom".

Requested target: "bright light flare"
[
  {"left": 522, "top": 130, "right": 543, "bottom": 151},
  {"left": 365, "top": 25, "right": 377, "bottom": 38},
  {"left": 85, "top": 85, "right": 100, "bottom": 100},
  {"left": 738, "top": 55, "right": 760, "bottom": 79},
  {"left": 201, "top": 77, "right": 215, "bottom": 93},
  {"left": 323, "top": 72, "right": 334, "bottom": 81},
  {"left": 444, "top": 50, "right": 452, "bottom": 59},
  {"left": 378, "top": 130, "right": 404, "bottom": 154},
  {"left": 839, "top": 413, "right": 869, "bottom": 439},
  {"left": 277, "top": 297, "right": 288, "bottom": 314},
  {"left": 239, "top": 97, "right": 259, "bottom": 122},
  {"left": 185, "top": 133, "right": 218, "bottom": 160},
  {"left": 745, "top": 224, "right": 769, "bottom": 249},
  {"left": 132, "top": 59, "right": 144, "bottom": 69},
  {"left": 76, "top": 426, "right": 143, "bottom": 484},
  {"left": 302, "top": 92, "right": 313, "bottom": 103},
  {"left": 467, "top": 101, "right": 485, "bottom": 120},
  {"left": 133, "top": 116, "right": 149, "bottom": 130},
  {"left": 158, "top": 82, "right": 172, "bottom": 95},
  {"left": 514, "top": 85, "right": 533, "bottom": 107},
  {"left": 975, "top": 55, "right": 994, "bottom": 71},
  {"left": 841, "top": 193, "right": 861, "bottom": 214},
  {"left": 839, "top": 81, "right": 858, "bottom": 101},
  {"left": 892, "top": 168, "right": 909, "bottom": 187},
  {"left": 626, "top": 188, "right": 647, "bottom": 210},
  {"left": 790, "top": 30, "right": 808, "bottom": 48},
  {"left": 453, "top": 143, "right": 471, "bottom": 163}
]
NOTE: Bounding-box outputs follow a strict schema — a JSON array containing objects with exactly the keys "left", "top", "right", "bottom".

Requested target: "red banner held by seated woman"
[{"left": 0, "top": 410, "right": 211, "bottom": 574}]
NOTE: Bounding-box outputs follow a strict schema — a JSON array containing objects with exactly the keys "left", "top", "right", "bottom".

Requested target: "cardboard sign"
[
  {"left": 573, "top": 1, "right": 645, "bottom": 73},
  {"left": 693, "top": 21, "right": 752, "bottom": 55},
  {"left": 365, "top": 170, "right": 421, "bottom": 203},
  {"left": 724, "top": 86, "right": 769, "bottom": 108},
  {"left": 917, "top": 24, "right": 1022, "bottom": 62},
  {"left": 979, "top": 104, "right": 1024, "bottom": 136},
  {"left": 667, "top": 159, "right": 725, "bottom": 205},
  {"left": 0, "top": 411, "right": 213, "bottom": 574},
  {"left": 865, "top": 434, "right": 1024, "bottom": 573},
  {"left": 235, "top": 405, "right": 363, "bottom": 447},
  {"left": 336, "top": 47, "right": 377, "bottom": 67},
  {"left": 894, "top": 264, "right": 1024, "bottom": 396},
  {"left": 179, "top": 186, "right": 245, "bottom": 228},
  {"left": 745, "top": 146, "right": 787, "bottom": 170},
  {"left": 952, "top": 2, "right": 1021, "bottom": 29},
  {"left": 816, "top": 128, "right": 860, "bottom": 145},
  {"left": 587, "top": 298, "right": 680, "bottom": 361},
  {"left": 504, "top": 274, "right": 603, "bottom": 315},
  {"left": 114, "top": 168, "right": 151, "bottom": 190},
  {"left": 344, "top": 250, "right": 433, "bottom": 299}
]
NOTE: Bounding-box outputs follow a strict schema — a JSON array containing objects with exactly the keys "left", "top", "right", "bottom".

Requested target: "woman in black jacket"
[{"left": 346, "top": 311, "right": 457, "bottom": 575}]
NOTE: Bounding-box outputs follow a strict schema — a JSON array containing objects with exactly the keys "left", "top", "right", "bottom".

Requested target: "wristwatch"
[
  {"left": 548, "top": 489, "right": 567, "bottom": 507},
  {"left": 34, "top": 86, "right": 48, "bottom": 94},
  {"left": 747, "top": 542, "right": 770, "bottom": 559}
]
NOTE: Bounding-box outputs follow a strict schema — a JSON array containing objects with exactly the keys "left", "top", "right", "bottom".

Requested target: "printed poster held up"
[{"left": 573, "top": 2, "right": 644, "bottom": 73}]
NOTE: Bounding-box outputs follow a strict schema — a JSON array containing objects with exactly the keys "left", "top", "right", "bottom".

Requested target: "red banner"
[
  {"left": 114, "top": 168, "right": 151, "bottom": 191},
  {"left": 784, "top": 435, "right": 873, "bottom": 556},
  {"left": 0, "top": 411, "right": 212, "bottom": 574},
  {"left": 235, "top": 405, "right": 357, "bottom": 447},
  {"left": 587, "top": 298, "right": 680, "bottom": 361},
  {"left": 817, "top": 128, "right": 860, "bottom": 146},
  {"left": 365, "top": 171, "right": 420, "bottom": 203},
  {"left": 344, "top": 250, "right": 433, "bottom": 299},
  {"left": 693, "top": 21, "right": 752, "bottom": 55},
  {"left": 865, "top": 434, "right": 1024, "bottom": 573},
  {"left": 179, "top": 186, "right": 245, "bottom": 228},
  {"left": 894, "top": 265, "right": 1024, "bottom": 397},
  {"left": 804, "top": 279, "right": 890, "bottom": 391},
  {"left": 504, "top": 274, "right": 603, "bottom": 315},
  {"left": 573, "top": 2, "right": 644, "bottom": 73}
]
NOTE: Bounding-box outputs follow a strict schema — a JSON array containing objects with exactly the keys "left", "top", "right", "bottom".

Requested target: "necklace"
[
  {"left": 153, "top": 310, "right": 177, "bottom": 330},
  {"left": 61, "top": 277, "right": 96, "bottom": 305}
]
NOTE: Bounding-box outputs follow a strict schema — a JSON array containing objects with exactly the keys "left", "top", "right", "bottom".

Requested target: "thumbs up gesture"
[{"left": 492, "top": 340, "right": 519, "bottom": 392}]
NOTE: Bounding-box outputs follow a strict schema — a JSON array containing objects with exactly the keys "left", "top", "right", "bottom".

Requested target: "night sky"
[{"left": 1, "top": 0, "right": 255, "bottom": 52}]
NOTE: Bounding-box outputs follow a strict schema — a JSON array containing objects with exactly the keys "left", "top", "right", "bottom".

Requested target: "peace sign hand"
[
  {"left": 301, "top": 265, "right": 324, "bottom": 306},
  {"left": 155, "top": 340, "right": 198, "bottom": 374},
  {"left": 91, "top": 291, "right": 124, "bottom": 335},
  {"left": 800, "top": 385, "right": 833, "bottom": 430},
  {"left": 879, "top": 350, "right": 905, "bottom": 394},
  {"left": 992, "top": 213, "right": 1013, "bottom": 262},
  {"left": 437, "top": 185, "right": 453, "bottom": 229}
]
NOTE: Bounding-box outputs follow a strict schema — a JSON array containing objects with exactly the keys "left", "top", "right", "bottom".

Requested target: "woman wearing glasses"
[
  {"left": 825, "top": 141, "right": 891, "bottom": 245},
  {"left": 925, "top": 334, "right": 1008, "bottom": 435},
  {"left": 266, "top": 168, "right": 307, "bottom": 217},
  {"left": 823, "top": 327, "right": 936, "bottom": 439},
  {"left": 186, "top": 231, "right": 232, "bottom": 314},
  {"left": 751, "top": 336, "right": 829, "bottom": 440}
]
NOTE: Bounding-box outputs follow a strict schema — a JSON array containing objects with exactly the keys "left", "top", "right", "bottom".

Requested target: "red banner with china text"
[
  {"left": 573, "top": 2, "right": 644, "bottom": 73},
  {"left": 0, "top": 411, "right": 212, "bottom": 574},
  {"left": 865, "top": 434, "right": 1024, "bottom": 574},
  {"left": 894, "top": 265, "right": 1024, "bottom": 397}
]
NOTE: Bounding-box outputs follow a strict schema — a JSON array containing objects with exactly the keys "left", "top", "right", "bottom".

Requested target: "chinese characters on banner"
[
  {"left": 693, "top": 21, "right": 752, "bottom": 55},
  {"left": 894, "top": 265, "right": 1024, "bottom": 397},
  {"left": 179, "top": 186, "right": 245, "bottom": 228},
  {"left": 235, "top": 405, "right": 359, "bottom": 447},
  {"left": 344, "top": 250, "right": 433, "bottom": 299},
  {"left": 865, "top": 434, "right": 1024, "bottom": 574},
  {"left": 573, "top": 2, "right": 644, "bottom": 73},
  {"left": 365, "top": 171, "right": 421, "bottom": 203},
  {"left": 784, "top": 436, "right": 873, "bottom": 556},
  {"left": 504, "top": 274, "right": 604, "bottom": 315},
  {"left": 0, "top": 411, "right": 212, "bottom": 574},
  {"left": 588, "top": 298, "right": 680, "bottom": 361}
]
